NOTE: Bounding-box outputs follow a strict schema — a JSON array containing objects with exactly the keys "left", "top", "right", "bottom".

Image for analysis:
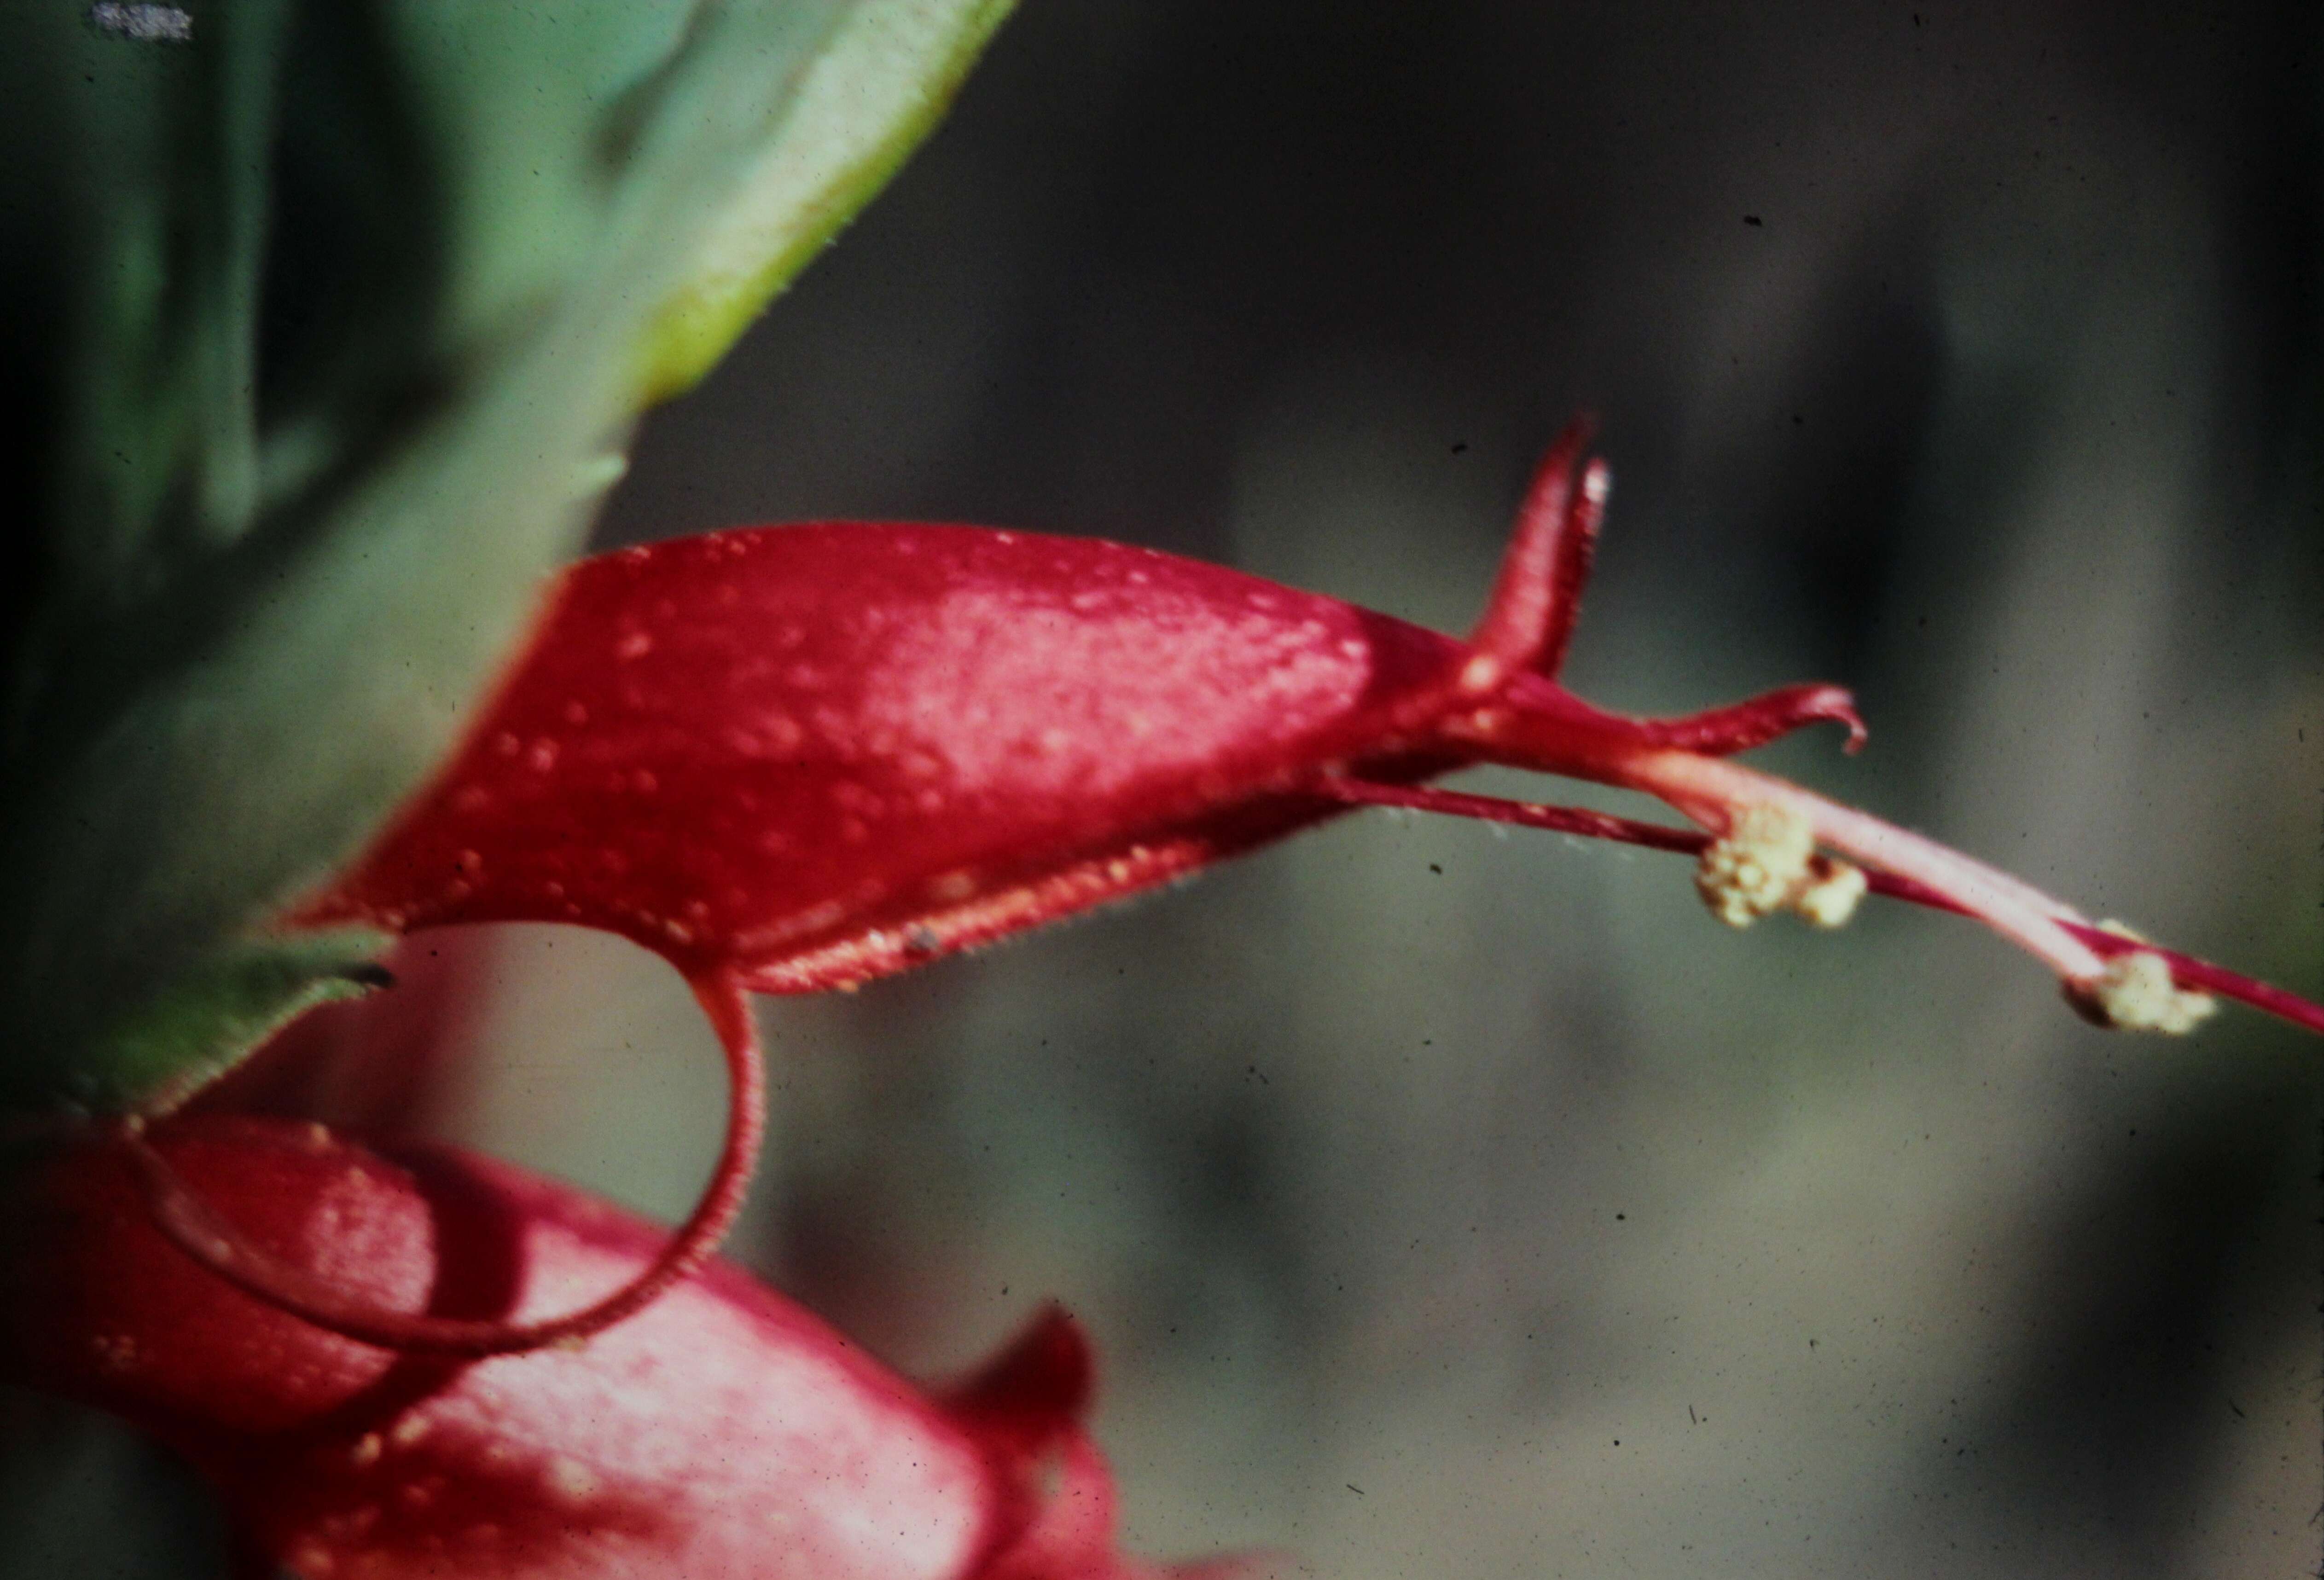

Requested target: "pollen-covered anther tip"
[
  {"left": 1695, "top": 803, "right": 1816, "bottom": 927},
  {"left": 1791, "top": 856, "right": 1867, "bottom": 929},
  {"left": 2069, "top": 949, "right": 2218, "bottom": 1035}
]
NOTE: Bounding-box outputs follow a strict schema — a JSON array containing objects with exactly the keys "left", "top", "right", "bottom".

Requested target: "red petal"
[{"left": 3, "top": 1116, "right": 1229, "bottom": 1580}]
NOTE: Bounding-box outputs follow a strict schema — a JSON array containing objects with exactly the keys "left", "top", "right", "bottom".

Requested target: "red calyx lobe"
[{"left": 3, "top": 1116, "right": 1234, "bottom": 1580}]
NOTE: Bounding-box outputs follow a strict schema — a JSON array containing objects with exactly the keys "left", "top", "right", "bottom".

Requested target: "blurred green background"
[{"left": 12, "top": 2, "right": 2323, "bottom": 1576}]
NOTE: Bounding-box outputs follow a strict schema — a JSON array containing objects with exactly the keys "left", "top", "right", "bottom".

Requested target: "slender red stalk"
[{"left": 122, "top": 970, "right": 766, "bottom": 1355}]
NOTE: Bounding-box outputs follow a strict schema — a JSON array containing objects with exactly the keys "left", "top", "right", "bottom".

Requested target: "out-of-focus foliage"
[
  {"left": 636, "top": 0, "right": 1017, "bottom": 401},
  {"left": 79, "top": 926, "right": 391, "bottom": 1116},
  {"left": 0, "top": 0, "right": 1012, "bottom": 1111}
]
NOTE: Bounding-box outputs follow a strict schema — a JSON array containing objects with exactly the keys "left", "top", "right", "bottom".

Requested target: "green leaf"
[
  {"left": 0, "top": 0, "right": 1014, "bottom": 1110},
  {"left": 76, "top": 928, "right": 395, "bottom": 1117},
  {"left": 633, "top": 0, "right": 1019, "bottom": 403}
]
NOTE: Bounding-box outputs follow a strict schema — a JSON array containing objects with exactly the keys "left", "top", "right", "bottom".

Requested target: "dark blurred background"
[
  {"left": 503, "top": 2, "right": 2324, "bottom": 1575},
  {"left": 16, "top": 3, "right": 2324, "bottom": 1576}
]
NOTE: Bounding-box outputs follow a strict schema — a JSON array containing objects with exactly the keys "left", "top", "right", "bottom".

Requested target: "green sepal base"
[{"left": 54, "top": 928, "right": 394, "bottom": 1117}]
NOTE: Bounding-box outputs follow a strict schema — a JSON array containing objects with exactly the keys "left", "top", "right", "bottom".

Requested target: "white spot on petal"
[
  {"left": 1457, "top": 654, "right": 1503, "bottom": 694},
  {"left": 544, "top": 1456, "right": 600, "bottom": 1505}
]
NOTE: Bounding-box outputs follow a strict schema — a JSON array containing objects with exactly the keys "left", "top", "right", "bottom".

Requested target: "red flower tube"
[{"left": 2, "top": 1114, "right": 1249, "bottom": 1580}]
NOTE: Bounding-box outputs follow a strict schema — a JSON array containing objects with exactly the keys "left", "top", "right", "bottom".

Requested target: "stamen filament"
[
  {"left": 1317, "top": 770, "right": 2323, "bottom": 1036},
  {"left": 1614, "top": 747, "right": 2105, "bottom": 982}
]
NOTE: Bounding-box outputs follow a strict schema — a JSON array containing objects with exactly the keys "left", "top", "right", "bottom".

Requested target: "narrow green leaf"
[
  {"left": 633, "top": 0, "right": 1019, "bottom": 403},
  {"left": 77, "top": 928, "right": 394, "bottom": 1117},
  {"left": 1, "top": 0, "right": 1014, "bottom": 1109}
]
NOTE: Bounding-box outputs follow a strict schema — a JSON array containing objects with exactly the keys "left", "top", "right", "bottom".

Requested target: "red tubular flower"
[
  {"left": 128, "top": 422, "right": 2319, "bottom": 1358},
  {"left": 294, "top": 421, "right": 2319, "bottom": 1034},
  {"left": 2, "top": 1114, "right": 1246, "bottom": 1580}
]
